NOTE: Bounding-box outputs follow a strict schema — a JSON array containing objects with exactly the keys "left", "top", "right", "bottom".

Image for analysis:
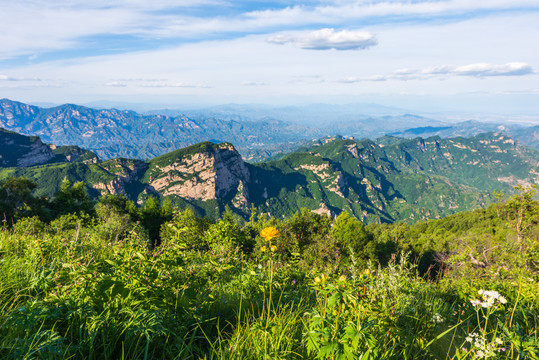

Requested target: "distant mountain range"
[
  {"left": 2, "top": 98, "right": 539, "bottom": 165},
  {"left": 0, "top": 98, "right": 466, "bottom": 162},
  {"left": 2, "top": 128, "right": 537, "bottom": 223},
  {"left": 0, "top": 98, "right": 322, "bottom": 162},
  {"left": 390, "top": 120, "right": 539, "bottom": 150}
]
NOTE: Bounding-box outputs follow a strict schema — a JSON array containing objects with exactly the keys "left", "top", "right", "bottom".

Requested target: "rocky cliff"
[
  {"left": 144, "top": 142, "right": 250, "bottom": 209},
  {"left": 1, "top": 128, "right": 99, "bottom": 167},
  {"left": 1, "top": 128, "right": 55, "bottom": 167}
]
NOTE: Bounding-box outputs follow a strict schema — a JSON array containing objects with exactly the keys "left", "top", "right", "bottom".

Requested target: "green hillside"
[
  {"left": 1, "top": 129, "right": 538, "bottom": 223},
  {"left": 248, "top": 133, "right": 535, "bottom": 223}
]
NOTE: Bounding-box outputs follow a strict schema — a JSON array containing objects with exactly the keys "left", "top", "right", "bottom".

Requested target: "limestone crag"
[
  {"left": 92, "top": 159, "right": 148, "bottom": 196},
  {"left": 17, "top": 138, "right": 55, "bottom": 167},
  {"left": 0, "top": 128, "right": 54, "bottom": 167},
  {"left": 147, "top": 143, "right": 250, "bottom": 204}
]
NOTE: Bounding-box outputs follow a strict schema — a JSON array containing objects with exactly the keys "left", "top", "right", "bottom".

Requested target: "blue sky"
[{"left": 1, "top": 0, "right": 538, "bottom": 118}]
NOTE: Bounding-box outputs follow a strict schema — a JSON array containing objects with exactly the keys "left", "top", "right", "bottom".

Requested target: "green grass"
[{"left": 0, "top": 203, "right": 538, "bottom": 359}]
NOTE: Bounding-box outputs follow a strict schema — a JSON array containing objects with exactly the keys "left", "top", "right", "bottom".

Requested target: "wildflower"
[
  {"left": 261, "top": 246, "right": 267, "bottom": 252},
  {"left": 314, "top": 276, "right": 321, "bottom": 284},
  {"left": 431, "top": 313, "right": 444, "bottom": 324},
  {"left": 270, "top": 245, "right": 277, "bottom": 252},
  {"left": 364, "top": 269, "right": 371, "bottom": 276},
  {"left": 321, "top": 274, "right": 328, "bottom": 283},
  {"left": 495, "top": 338, "right": 503, "bottom": 345},
  {"left": 472, "top": 290, "right": 508, "bottom": 308},
  {"left": 339, "top": 275, "right": 346, "bottom": 282},
  {"left": 471, "top": 299, "right": 482, "bottom": 307},
  {"left": 260, "top": 227, "right": 279, "bottom": 241}
]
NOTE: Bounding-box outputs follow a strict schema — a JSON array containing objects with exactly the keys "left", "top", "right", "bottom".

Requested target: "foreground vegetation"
[{"left": 0, "top": 178, "right": 538, "bottom": 359}]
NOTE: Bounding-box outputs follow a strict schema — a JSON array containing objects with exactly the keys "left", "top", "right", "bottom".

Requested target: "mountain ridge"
[
  {"left": 1, "top": 128, "right": 537, "bottom": 223},
  {"left": 0, "top": 98, "right": 322, "bottom": 162}
]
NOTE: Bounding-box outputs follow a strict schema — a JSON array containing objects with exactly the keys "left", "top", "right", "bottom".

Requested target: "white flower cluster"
[
  {"left": 431, "top": 313, "right": 444, "bottom": 324},
  {"left": 470, "top": 290, "right": 507, "bottom": 308},
  {"left": 464, "top": 333, "right": 505, "bottom": 358}
]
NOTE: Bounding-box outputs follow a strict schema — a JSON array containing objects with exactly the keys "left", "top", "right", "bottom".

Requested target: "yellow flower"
[
  {"left": 314, "top": 276, "right": 321, "bottom": 284},
  {"left": 261, "top": 246, "right": 267, "bottom": 252},
  {"left": 321, "top": 274, "right": 328, "bottom": 283},
  {"left": 270, "top": 245, "right": 277, "bottom": 252},
  {"left": 339, "top": 275, "right": 346, "bottom": 282},
  {"left": 260, "top": 227, "right": 279, "bottom": 241},
  {"left": 364, "top": 269, "right": 371, "bottom": 276}
]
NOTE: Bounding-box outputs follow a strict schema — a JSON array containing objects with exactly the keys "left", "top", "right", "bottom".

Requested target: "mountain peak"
[{"left": 145, "top": 140, "right": 249, "bottom": 207}]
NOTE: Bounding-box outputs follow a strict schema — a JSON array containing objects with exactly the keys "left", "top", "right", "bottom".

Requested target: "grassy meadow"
[{"left": 0, "top": 179, "right": 538, "bottom": 359}]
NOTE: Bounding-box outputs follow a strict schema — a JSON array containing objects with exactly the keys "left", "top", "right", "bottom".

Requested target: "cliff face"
[
  {"left": 145, "top": 142, "right": 250, "bottom": 207},
  {"left": 17, "top": 138, "right": 55, "bottom": 167},
  {"left": 1, "top": 128, "right": 100, "bottom": 168},
  {"left": 0, "top": 128, "right": 55, "bottom": 167},
  {"left": 91, "top": 158, "right": 148, "bottom": 195}
]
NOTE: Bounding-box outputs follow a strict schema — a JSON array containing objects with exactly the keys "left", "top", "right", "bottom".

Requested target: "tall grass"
[{"left": 0, "top": 222, "right": 537, "bottom": 359}]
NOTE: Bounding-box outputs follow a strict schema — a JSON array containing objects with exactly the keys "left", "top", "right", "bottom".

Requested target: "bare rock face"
[
  {"left": 0, "top": 129, "right": 55, "bottom": 167},
  {"left": 214, "top": 143, "right": 251, "bottom": 198},
  {"left": 312, "top": 203, "right": 334, "bottom": 218},
  {"left": 148, "top": 142, "right": 250, "bottom": 204},
  {"left": 17, "top": 138, "right": 55, "bottom": 166},
  {"left": 92, "top": 159, "right": 148, "bottom": 196}
]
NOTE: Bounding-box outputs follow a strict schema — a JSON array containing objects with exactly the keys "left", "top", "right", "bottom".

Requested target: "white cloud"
[
  {"left": 339, "top": 62, "right": 536, "bottom": 82},
  {"left": 452, "top": 62, "right": 534, "bottom": 77},
  {"left": 0, "top": 74, "right": 43, "bottom": 82},
  {"left": 248, "top": 0, "right": 539, "bottom": 26},
  {"left": 105, "top": 81, "right": 127, "bottom": 87},
  {"left": 2, "top": 0, "right": 538, "bottom": 60},
  {"left": 267, "top": 28, "right": 377, "bottom": 50},
  {"left": 104, "top": 78, "right": 211, "bottom": 88}
]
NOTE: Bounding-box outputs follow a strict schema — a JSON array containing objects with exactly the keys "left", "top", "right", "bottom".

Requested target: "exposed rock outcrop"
[
  {"left": 0, "top": 128, "right": 54, "bottom": 167},
  {"left": 147, "top": 142, "right": 251, "bottom": 204}
]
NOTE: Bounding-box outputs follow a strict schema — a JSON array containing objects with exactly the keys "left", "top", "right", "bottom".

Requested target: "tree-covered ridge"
[
  {"left": 0, "top": 177, "right": 537, "bottom": 359},
  {"left": 2, "top": 131, "right": 539, "bottom": 223},
  {"left": 249, "top": 133, "right": 537, "bottom": 223}
]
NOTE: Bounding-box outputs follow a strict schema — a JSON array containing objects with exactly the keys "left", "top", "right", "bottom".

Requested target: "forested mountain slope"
[{"left": 1, "top": 129, "right": 537, "bottom": 223}]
